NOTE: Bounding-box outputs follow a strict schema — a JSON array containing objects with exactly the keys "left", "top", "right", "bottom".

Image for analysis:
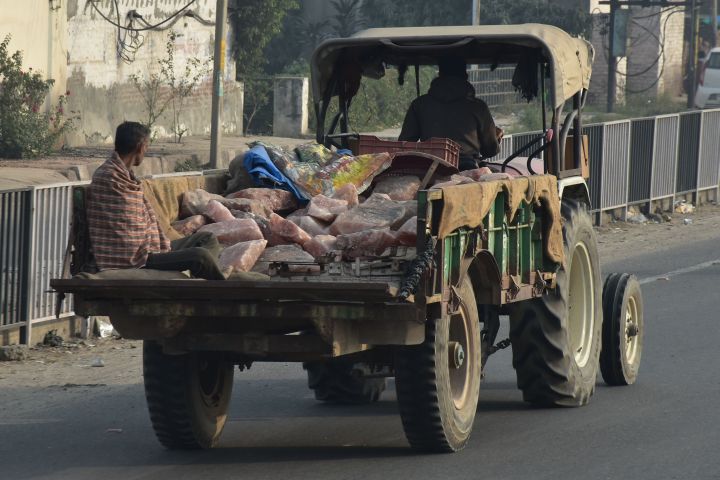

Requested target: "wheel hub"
[
  {"left": 567, "top": 241, "right": 595, "bottom": 368},
  {"left": 449, "top": 341, "right": 465, "bottom": 369}
]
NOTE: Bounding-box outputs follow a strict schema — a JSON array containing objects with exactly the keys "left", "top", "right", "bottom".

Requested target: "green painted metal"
[{"left": 418, "top": 185, "right": 558, "bottom": 302}]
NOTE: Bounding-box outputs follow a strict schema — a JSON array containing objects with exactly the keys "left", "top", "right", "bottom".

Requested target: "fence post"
[
  {"left": 671, "top": 114, "right": 681, "bottom": 207},
  {"left": 21, "top": 188, "right": 36, "bottom": 346},
  {"left": 694, "top": 112, "right": 704, "bottom": 205}
]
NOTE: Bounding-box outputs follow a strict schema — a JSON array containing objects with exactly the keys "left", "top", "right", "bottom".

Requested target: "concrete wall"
[
  {"left": 273, "top": 77, "right": 309, "bottom": 138},
  {"left": 0, "top": 0, "right": 68, "bottom": 105},
  {"left": 64, "top": 0, "right": 243, "bottom": 145},
  {"left": 587, "top": 6, "right": 685, "bottom": 106},
  {"left": 625, "top": 6, "right": 685, "bottom": 99}
]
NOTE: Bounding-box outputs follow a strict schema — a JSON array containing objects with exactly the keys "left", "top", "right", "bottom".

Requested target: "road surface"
[{"left": 1, "top": 221, "right": 719, "bottom": 480}]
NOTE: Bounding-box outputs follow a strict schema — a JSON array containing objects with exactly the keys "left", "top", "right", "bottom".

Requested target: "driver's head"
[{"left": 438, "top": 56, "right": 468, "bottom": 80}]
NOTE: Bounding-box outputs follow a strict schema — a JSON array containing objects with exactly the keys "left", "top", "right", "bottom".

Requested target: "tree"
[
  {"left": 329, "top": 0, "right": 365, "bottom": 38},
  {"left": 361, "top": 0, "right": 471, "bottom": 29},
  {"left": 228, "top": 0, "right": 298, "bottom": 76},
  {"left": 482, "top": 0, "right": 592, "bottom": 37},
  {"left": 361, "top": 0, "right": 591, "bottom": 37},
  {"left": 228, "top": 0, "right": 299, "bottom": 133},
  {"left": 0, "top": 36, "right": 75, "bottom": 158}
]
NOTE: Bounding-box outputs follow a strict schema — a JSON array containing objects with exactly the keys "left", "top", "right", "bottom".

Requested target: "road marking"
[{"left": 639, "top": 259, "right": 720, "bottom": 285}]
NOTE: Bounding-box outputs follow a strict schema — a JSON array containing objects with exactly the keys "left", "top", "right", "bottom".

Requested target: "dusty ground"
[
  {"left": 1, "top": 203, "right": 719, "bottom": 415},
  {"left": 595, "top": 203, "right": 720, "bottom": 263},
  {"left": 0, "top": 135, "right": 306, "bottom": 173}
]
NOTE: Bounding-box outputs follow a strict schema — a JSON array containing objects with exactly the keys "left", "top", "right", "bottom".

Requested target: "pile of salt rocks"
[{"left": 170, "top": 167, "right": 509, "bottom": 276}]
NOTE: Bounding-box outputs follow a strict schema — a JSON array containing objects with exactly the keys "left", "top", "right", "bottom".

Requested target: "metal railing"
[
  {"left": 468, "top": 67, "right": 524, "bottom": 107},
  {"left": 0, "top": 182, "right": 85, "bottom": 341},
  {"left": 1, "top": 188, "right": 32, "bottom": 332},
  {"left": 1, "top": 108, "right": 719, "bottom": 342}
]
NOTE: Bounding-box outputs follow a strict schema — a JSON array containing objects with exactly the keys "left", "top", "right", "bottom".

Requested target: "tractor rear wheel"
[{"left": 509, "top": 200, "right": 602, "bottom": 407}]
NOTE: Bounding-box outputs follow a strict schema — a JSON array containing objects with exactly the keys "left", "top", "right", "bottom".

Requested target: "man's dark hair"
[
  {"left": 438, "top": 56, "right": 468, "bottom": 79},
  {"left": 114, "top": 121, "right": 150, "bottom": 156}
]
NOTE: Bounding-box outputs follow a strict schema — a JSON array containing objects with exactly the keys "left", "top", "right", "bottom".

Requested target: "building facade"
[{"left": 0, "top": 0, "right": 243, "bottom": 146}]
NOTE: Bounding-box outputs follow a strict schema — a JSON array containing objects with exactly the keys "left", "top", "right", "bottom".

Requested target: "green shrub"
[{"left": 0, "top": 36, "right": 75, "bottom": 159}]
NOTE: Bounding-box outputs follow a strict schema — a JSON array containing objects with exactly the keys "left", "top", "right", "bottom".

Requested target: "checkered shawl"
[{"left": 87, "top": 153, "right": 170, "bottom": 269}]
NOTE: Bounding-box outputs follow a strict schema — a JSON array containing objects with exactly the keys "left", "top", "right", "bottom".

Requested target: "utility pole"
[
  {"left": 712, "top": 0, "right": 718, "bottom": 47},
  {"left": 687, "top": 0, "right": 699, "bottom": 108},
  {"left": 209, "top": 0, "right": 228, "bottom": 169},
  {"left": 607, "top": 0, "right": 618, "bottom": 112},
  {"left": 472, "top": 0, "right": 480, "bottom": 25}
]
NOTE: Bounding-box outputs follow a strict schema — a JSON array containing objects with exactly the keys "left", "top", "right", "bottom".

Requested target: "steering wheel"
[{"left": 500, "top": 129, "right": 553, "bottom": 175}]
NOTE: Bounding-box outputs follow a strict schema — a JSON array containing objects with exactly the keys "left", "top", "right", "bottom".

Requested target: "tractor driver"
[{"left": 398, "top": 56, "right": 503, "bottom": 171}]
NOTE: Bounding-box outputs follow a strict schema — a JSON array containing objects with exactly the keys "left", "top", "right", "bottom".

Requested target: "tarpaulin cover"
[
  {"left": 243, "top": 145, "right": 308, "bottom": 202},
  {"left": 436, "top": 174, "right": 564, "bottom": 264}
]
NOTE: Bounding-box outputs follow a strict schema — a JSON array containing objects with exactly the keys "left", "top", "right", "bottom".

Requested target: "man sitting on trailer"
[
  {"left": 86, "top": 121, "right": 225, "bottom": 280},
  {"left": 399, "top": 56, "right": 503, "bottom": 171}
]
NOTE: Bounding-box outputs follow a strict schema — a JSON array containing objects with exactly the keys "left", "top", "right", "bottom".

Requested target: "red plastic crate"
[{"left": 356, "top": 135, "right": 460, "bottom": 168}]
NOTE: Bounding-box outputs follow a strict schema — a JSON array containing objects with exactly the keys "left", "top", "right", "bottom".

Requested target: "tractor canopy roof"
[{"left": 311, "top": 24, "right": 594, "bottom": 109}]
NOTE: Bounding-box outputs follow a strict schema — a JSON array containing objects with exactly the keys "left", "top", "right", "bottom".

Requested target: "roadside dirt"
[
  {"left": 596, "top": 203, "right": 720, "bottom": 263},
  {"left": 0, "top": 135, "right": 307, "bottom": 173},
  {"left": 1, "top": 203, "right": 719, "bottom": 416}
]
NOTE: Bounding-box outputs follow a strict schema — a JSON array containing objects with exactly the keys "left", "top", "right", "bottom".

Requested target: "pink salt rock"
[
  {"left": 306, "top": 194, "right": 348, "bottom": 222},
  {"left": 203, "top": 200, "right": 235, "bottom": 223},
  {"left": 289, "top": 215, "right": 330, "bottom": 237},
  {"left": 480, "top": 172, "right": 513, "bottom": 181},
  {"left": 432, "top": 175, "right": 475, "bottom": 189},
  {"left": 228, "top": 188, "right": 298, "bottom": 212},
  {"left": 303, "top": 235, "right": 338, "bottom": 258},
  {"left": 332, "top": 184, "right": 359, "bottom": 207},
  {"left": 218, "top": 239, "right": 267, "bottom": 274},
  {"left": 458, "top": 167, "right": 493, "bottom": 181},
  {"left": 373, "top": 175, "right": 421, "bottom": 201},
  {"left": 198, "top": 218, "right": 264, "bottom": 246},
  {"left": 396, "top": 201, "right": 418, "bottom": 229},
  {"left": 252, "top": 244, "right": 318, "bottom": 274},
  {"left": 171, "top": 215, "right": 207, "bottom": 236},
  {"left": 221, "top": 198, "right": 272, "bottom": 219},
  {"left": 336, "top": 228, "right": 400, "bottom": 258},
  {"left": 180, "top": 189, "right": 224, "bottom": 218},
  {"left": 395, "top": 216, "right": 418, "bottom": 246},
  {"left": 329, "top": 194, "right": 408, "bottom": 235},
  {"left": 265, "top": 213, "right": 312, "bottom": 247},
  {"left": 286, "top": 207, "right": 309, "bottom": 221}
]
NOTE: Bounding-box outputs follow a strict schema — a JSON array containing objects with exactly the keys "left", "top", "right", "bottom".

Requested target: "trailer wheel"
[
  {"left": 600, "top": 273, "right": 643, "bottom": 385},
  {"left": 509, "top": 200, "right": 602, "bottom": 407},
  {"left": 143, "top": 341, "right": 234, "bottom": 449},
  {"left": 303, "top": 359, "right": 386, "bottom": 404},
  {"left": 395, "top": 275, "right": 481, "bottom": 452}
]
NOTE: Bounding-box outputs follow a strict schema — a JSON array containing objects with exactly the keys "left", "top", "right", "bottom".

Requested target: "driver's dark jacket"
[{"left": 398, "top": 76, "right": 499, "bottom": 159}]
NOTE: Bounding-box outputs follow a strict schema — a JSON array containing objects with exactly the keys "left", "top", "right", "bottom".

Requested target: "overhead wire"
[
  {"left": 87, "top": 0, "right": 199, "bottom": 32},
  {"left": 87, "top": 0, "right": 215, "bottom": 64},
  {"left": 595, "top": 5, "right": 684, "bottom": 95}
]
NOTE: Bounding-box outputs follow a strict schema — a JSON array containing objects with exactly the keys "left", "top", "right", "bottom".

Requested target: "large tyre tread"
[
  {"left": 395, "top": 318, "right": 451, "bottom": 452},
  {"left": 510, "top": 200, "right": 602, "bottom": 407},
  {"left": 143, "top": 341, "right": 233, "bottom": 450},
  {"left": 395, "top": 276, "right": 481, "bottom": 453},
  {"left": 143, "top": 341, "right": 203, "bottom": 449},
  {"left": 600, "top": 273, "right": 643, "bottom": 385}
]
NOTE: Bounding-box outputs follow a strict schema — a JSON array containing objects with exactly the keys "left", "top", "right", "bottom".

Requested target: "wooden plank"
[{"left": 51, "top": 278, "right": 402, "bottom": 302}]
